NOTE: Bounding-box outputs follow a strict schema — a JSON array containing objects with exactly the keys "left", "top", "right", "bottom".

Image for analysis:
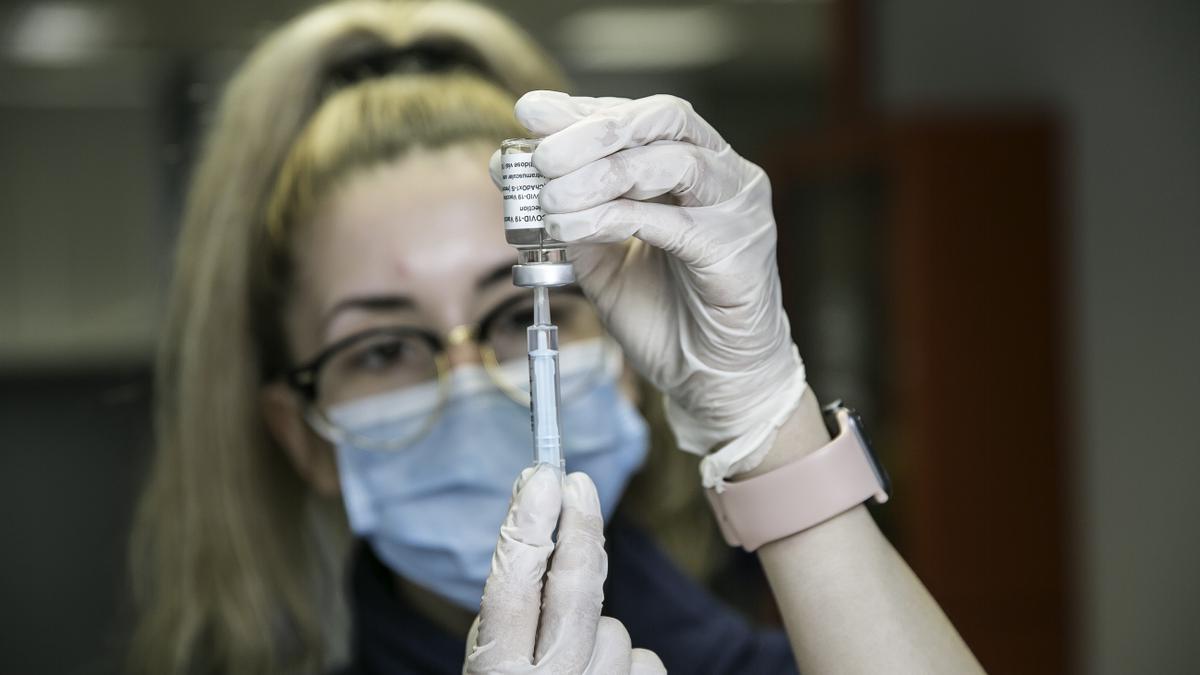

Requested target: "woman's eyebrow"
[{"left": 323, "top": 294, "right": 416, "bottom": 331}]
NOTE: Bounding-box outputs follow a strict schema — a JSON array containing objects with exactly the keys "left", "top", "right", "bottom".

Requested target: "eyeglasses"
[{"left": 285, "top": 287, "right": 611, "bottom": 450}]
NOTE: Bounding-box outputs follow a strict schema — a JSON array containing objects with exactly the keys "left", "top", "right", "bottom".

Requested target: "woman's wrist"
[{"left": 732, "top": 387, "right": 830, "bottom": 480}]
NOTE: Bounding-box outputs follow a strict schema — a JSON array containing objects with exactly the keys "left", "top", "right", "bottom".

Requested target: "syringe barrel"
[{"left": 527, "top": 322, "right": 563, "bottom": 470}]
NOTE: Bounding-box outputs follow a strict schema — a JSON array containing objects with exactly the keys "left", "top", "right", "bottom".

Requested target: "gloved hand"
[
  {"left": 464, "top": 465, "right": 666, "bottom": 674},
  {"left": 506, "top": 91, "right": 807, "bottom": 487}
]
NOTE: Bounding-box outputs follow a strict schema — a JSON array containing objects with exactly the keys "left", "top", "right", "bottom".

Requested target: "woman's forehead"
[{"left": 300, "top": 146, "right": 515, "bottom": 322}]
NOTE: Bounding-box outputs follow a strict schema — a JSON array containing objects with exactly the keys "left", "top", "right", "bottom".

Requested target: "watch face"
[{"left": 842, "top": 407, "right": 893, "bottom": 498}]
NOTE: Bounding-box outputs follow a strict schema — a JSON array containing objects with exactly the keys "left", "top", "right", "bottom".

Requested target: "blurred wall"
[
  {"left": 0, "top": 58, "right": 163, "bottom": 366},
  {"left": 0, "top": 371, "right": 150, "bottom": 674},
  {"left": 0, "top": 41, "right": 163, "bottom": 673},
  {"left": 876, "top": 1, "right": 1200, "bottom": 672}
]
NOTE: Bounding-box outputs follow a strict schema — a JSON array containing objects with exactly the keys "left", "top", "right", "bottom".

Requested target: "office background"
[{"left": 1, "top": 1, "right": 1196, "bottom": 672}]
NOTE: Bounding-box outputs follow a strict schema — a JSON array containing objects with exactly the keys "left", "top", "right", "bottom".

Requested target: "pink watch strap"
[{"left": 704, "top": 408, "right": 889, "bottom": 551}]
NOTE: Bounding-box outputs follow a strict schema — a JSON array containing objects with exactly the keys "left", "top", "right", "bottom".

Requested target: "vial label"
[{"left": 501, "top": 152, "right": 546, "bottom": 231}]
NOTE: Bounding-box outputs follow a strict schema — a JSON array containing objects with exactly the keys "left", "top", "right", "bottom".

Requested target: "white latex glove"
[
  {"left": 500, "top": 91, "right": 807, "bottom": 487},
  {"left": 464, "top": 465, "right": 666, "bottom": 674}
]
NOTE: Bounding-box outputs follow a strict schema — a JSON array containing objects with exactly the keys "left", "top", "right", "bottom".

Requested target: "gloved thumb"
[
  {"left": 468, "top": 464, "right": 562, "bottom": 670},
  {"left": 514, "top": 90, "right": 628, "bottom": 137}
]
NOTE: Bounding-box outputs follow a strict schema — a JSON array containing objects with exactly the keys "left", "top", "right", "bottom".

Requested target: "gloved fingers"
[
  {"left": 515, "top": 90, "right": 630, "bottom": 137},
  {"left": 494, "top": 91, "right": 627, "bottom": 188},
  {"left": 545, "top": 198, "right": 714, "bottom": 268},
  {"left": 583, "top": 617, "right": 633, "bottom": 674},
  {"left": 539, "top": 141, "right": 745, "bottom": 213},
  {"left": 527, "top": 94, "right": 730, "bottom": 179},
  {"left": 469, "top": 465, "right": 562, "bottom": 671},
  {"left": 629, "top": 648, "right": 668, "bottom": 675},
  {"left": 533, "top": 472, "right": 607, "bottom": 671}
]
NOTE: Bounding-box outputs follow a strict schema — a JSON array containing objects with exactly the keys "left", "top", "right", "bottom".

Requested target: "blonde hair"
[{"left": 130, "top": 2, "right": 564, "bottom": 672}]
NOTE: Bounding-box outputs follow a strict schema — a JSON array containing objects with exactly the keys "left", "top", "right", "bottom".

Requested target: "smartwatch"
[{"left": 704, "top": 401, "right": 891, "bottom": 551}]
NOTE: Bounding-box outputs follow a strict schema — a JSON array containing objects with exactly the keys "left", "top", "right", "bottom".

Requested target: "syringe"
[
  {"left": 500, "top": 137, "right": 574, "bottom": 470},
  {"left": 527, "top": 287, "right": 564, "bottom": 470}
]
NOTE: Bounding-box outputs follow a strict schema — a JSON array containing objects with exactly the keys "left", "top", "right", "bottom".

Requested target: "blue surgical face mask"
[{"left": 330, "top": 340, "right": 649, "bottom": 611}]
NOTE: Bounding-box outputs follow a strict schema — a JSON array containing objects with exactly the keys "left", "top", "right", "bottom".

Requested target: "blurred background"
[{"left": 0, "top": 0, "right": 1196, "bottom": 673}]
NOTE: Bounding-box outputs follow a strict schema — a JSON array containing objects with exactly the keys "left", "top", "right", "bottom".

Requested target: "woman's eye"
[
  {"left": 494, "top": 307, "right": 533, "bottom": 334},
  {"left": 486, "top": 292, "right": 587, "bottom": 338},
  {"left": 510, "top": 309, "right": 535, "bottom": 327},
  {"left": 553, "top": 305, "right": 578, "bottom": 324},
  {"left": 351, "top": 339, "right": 407, "bottom": 371}
]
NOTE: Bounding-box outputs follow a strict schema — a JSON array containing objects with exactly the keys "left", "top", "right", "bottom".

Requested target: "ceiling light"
[
  {"left": 7, "top": 2, "right": 117, "bottom": 66},
  {"left": 558, "top": 6, "right": 738, "bottom": 71}
]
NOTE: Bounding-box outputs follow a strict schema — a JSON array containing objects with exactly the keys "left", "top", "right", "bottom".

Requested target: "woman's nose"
[{"left": 445, "top": 325, "right": 483, "bottom": 370}]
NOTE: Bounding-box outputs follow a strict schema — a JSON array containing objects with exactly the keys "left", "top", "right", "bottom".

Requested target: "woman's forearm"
[{"left": 742, "top": 389, "right": 985, "bottom": 674}]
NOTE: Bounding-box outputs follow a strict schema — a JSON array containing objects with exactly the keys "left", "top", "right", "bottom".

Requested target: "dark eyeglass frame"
[{"left": 285, "top": 286, "right": 588, "bottom": 403}]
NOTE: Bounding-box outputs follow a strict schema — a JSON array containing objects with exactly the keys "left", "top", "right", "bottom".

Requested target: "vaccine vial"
[{"left": 500, "top": 137, "right": 575, "bottom": 288}]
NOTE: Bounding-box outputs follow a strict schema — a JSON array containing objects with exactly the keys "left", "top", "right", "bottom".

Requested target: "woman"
[{"left": 130, "top": 1, "right": 983, "bottom": 673}]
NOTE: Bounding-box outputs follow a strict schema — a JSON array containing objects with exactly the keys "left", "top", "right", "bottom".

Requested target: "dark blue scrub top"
[{"left": 335, "top": 517, "right": 798, "bottom": 674}]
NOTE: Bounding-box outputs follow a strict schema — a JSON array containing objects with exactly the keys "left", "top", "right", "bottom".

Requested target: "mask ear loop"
[
  {"left": 481, "top": 344, "right": 531, "bottom": 407},
  {"left": 557, "top": 336, "right": 625, "bottom": 404},
  {"left": 600, "top": 336, "right": 625, "bottom": 380}
]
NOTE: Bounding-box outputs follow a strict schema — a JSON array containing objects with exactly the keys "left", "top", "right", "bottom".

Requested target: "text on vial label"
[{"left": 501, "top": 152, "right": 546, "bottom": 230}]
